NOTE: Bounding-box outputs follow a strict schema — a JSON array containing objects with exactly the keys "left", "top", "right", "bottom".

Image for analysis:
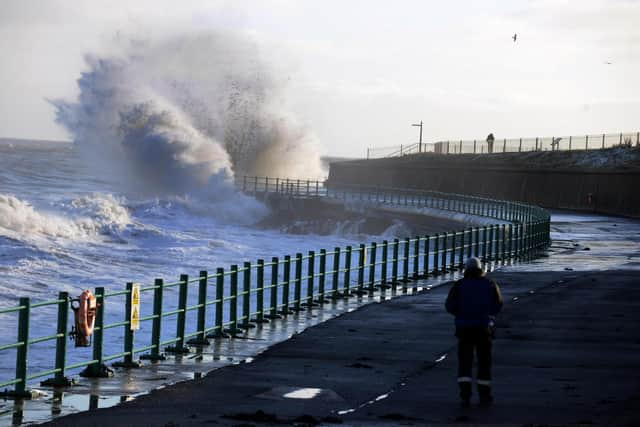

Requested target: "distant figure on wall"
[
  {"left": 486, "top": 133, "right": 495, "bottom": 154},
  {"left": 445, "top": 257, "right": 503, "bottom": 407}
]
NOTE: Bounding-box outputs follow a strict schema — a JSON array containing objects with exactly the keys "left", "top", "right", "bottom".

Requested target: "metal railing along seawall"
[
  {"left": 367, "top": 130, "right": 640, "bottom": 159},
  {"left": 0, "top": 177, "right": 550, "bottom": 399}
]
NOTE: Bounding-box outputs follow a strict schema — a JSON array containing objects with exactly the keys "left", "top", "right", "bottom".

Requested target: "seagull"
[
  {"left": 604, "top": 61, "right": 612, "bottom": 65},
  {"left": 512, "top": 33, "right": 517, "bottom": 42}
]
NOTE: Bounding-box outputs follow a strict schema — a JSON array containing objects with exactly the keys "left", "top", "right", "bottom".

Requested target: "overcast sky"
[{"left": 1, "top": 0, "right": 638, "bottom": 157}]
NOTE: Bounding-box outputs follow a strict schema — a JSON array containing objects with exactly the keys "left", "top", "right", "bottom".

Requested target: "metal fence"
[
  {"left": 367, "top": 131, "right": 640, "bottom": 159},
  {"left": 0, "top": 177, "right": 550, "bottom": 398}
]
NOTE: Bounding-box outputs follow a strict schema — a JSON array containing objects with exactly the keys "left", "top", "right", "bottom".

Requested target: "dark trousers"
[{"left": 456, "top": 327, "right": 493, "bottom": 399}]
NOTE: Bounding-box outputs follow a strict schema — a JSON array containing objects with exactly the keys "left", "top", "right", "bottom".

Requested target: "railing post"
[
  {"left": 501, "top": 225, "right": 507, "bottom": 263},
  {"left": 228, "top": 266, "right": 239, "bottom": 334},
  {"left": 402, "top": 238, "right": 410, "bottom": 284},
  {"left": 294, "top": 253, "right": 303, "bottom": 311},
  {"left": 483, "top": 226, "right": 491, "bottom": 261},
  {"left": 114, "top": 282, "right": 141, "bottom": 367},
  {"left": 516, "top": 224, "right": 523, "bottom": 258},
  {"left": 282, "top": 256, "right": 291, "bottom": 314},
  {"left": 166, "top": 275, "right": 190, "bottom": 353},
  {"left": 241, "top": 262, "right": 252, "bottom": 328},
  {"left": 459, "top": 230, "right": 466, "bottom": 268},
  {"left": 450, "top": 231, "right": 456, "bottom": 270},
  {"left": 185, "top": 271, "right": 209, "bottom": 345},
  {"left": 368, "top": 243, "right": 377, "bottom": 293},
  {"left": 268, "top": 259, "right": 280, "bottom": 318},
  {"left": 14, "top": 298, "right": 30, "bottom": 396},
  {"left": 344, "top": 246, "right": 352, "bottom": 295},
  {"left": 211, "top": 270, "right": 224, "bottom": 337},
  {"left": 306, "top": 251, "right": 315, "bottom": 307},
  {"left": 519, "top": 138, "right": 522, "bottom": 152},
  {"left": 423, "top": 235, "right": 430, "bottom": 277},
  {"left": 256, "top": 260, "right": 265, "bottom": 322},
  {"left": 254, "top": 176, "right": 258, "bottom": 192},
  {"left": 602, "top": 133, "right": 605, "bottom": 149},
  {"left": 585, "top": 134, "right": 589, "bottom": 150},
  {"left": 381, "top": 240, "right": 388, "bottom": 285},
  {"left": 332, "top": 247, "right": 341, "bottom": 298},
  {"left": 441, "top": 232, "right": 448, "bottom": 272},
  {"left": 319, "top": 250, "right": 327, "bottom": 302},
  {"left": 357, "top": 244, "right": 366, "bottom": 293},
  {"left": 433, "top": 233, "right": 440, "bottom": 274},
  {"left": 42, "top": 292, "right": 72, "bottom": 386},
  {"left": 411, "top": 237, "right": 419, "bottom": 278},
  {"left": 142, "top": 279, "right": 166, "bottom": 357},
  {"left": 488, "top": 226, "right": 494, "bottom": 261},
  {"left": 392, "top": 239, "right": 399, "bottom": 284},
  {"left": 472, "top": 227, "right": 479, "bottom": 257},
  {"left": 82, "top": 287, "right": 110, "bottom": 377},
  {"left": 507, "top": 224, "right": 514, "bottom": 261}
]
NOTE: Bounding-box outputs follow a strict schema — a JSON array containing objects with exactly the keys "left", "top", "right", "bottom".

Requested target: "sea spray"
[{"left": 53, "top": 32, "right": 324, "bottom": 215}]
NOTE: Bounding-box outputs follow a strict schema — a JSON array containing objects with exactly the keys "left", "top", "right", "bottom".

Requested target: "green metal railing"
[{"left": 0, "top": 177, "right": 550, "bottom": 398}]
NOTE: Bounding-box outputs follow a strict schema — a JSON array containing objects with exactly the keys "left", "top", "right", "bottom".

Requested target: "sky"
[{"left": 0, "top": 0, "right": 638, "bottom": 157}]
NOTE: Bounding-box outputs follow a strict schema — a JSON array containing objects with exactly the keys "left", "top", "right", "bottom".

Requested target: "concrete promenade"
[{"left": 44, "top": 214, "right": 640, "bottom": 426}]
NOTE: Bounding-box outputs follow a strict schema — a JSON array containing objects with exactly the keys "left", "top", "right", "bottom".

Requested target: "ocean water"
[{"left": 0, "top": 139, "right": 361, "bottom": 382}]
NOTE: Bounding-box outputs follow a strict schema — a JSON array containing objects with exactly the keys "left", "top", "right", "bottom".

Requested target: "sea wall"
[
  {"left": 327, "top": 156, "right": 640, "bottom": 218},
  {"left": 254, "top": 192, "right": 470, "bottom": 235}
]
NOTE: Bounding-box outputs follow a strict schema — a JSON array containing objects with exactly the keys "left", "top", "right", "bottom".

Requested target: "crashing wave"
[
  {"left": 0, "top": 193, "right": 132, "bottom": 241},
  {"left": 52, "top": 32, "right": 324, "bottom": 206}
]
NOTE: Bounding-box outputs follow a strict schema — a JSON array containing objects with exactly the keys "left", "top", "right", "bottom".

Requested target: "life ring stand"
[{"left": 70, "top": 290, "right": 97, "bottom": 348}]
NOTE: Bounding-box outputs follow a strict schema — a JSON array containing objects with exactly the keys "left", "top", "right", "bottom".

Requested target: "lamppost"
[{"left": 412, "top": 121, "right": 423, "bottom": 153}]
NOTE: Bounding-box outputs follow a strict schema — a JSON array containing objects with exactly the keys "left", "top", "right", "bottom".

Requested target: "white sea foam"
[{"left": 0, "top": 193, "right": 132, "bottom": 241}]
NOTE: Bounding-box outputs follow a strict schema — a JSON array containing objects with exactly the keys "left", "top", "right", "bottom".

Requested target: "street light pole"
[{"left": 412, "top": 121, "right": 423, "bottom": 153}]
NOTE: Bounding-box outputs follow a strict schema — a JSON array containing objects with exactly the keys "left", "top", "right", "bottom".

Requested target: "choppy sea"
[{"left": 0, "top": 138, "right": 362, "bottom": 381}]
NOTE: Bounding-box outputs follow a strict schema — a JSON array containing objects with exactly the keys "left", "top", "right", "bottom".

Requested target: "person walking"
[
  {"left": 486, "top": 133, "right": 495, "bottom": 154},
  {"left": 445, "top": 257, "right": 503, "bottom": 407}
]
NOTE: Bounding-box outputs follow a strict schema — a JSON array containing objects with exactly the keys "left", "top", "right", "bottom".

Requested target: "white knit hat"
[{"left": 465, "top": 257, "right": 482, "bottom": 270}]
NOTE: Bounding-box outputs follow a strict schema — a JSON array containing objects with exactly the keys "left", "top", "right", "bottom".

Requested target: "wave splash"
[
  {"left": 0, "top": 193, "right": 132, "bottom": 241},
  {"left": 52, "top": 32, "right": 324, "bottom": 203}
]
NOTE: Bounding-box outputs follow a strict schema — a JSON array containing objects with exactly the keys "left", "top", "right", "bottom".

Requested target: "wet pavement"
[
  {"left": 8, "top": 211, "right": 640, "bottom": 426},
  {"left": 3, "top": 271, "right": 458, "bottom": 426}
]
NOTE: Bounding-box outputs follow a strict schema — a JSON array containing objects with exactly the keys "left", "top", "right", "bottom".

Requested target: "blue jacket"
[{"left": 445, "top": 275, "right": 503, "bottom": 328}]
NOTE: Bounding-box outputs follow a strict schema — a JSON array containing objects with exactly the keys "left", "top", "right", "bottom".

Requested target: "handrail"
[
  {"left": 366, "top": 130, "right": 640, "bottom": 159},
  {"left": 0, "top": 176, "right": 550, "bottom": 398}
]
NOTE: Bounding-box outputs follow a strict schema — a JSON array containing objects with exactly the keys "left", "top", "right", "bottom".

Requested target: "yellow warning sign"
[{"left": 130, "top": 283, "right": 140, "bottom": 331}]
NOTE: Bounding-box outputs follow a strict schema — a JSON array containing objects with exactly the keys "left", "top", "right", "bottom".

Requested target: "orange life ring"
[{"left": 71, "top": 290, "right": 97, "bottom": 345}]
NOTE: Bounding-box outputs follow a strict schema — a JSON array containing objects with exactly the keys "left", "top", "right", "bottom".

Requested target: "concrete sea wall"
[{"left": 328, "top": 156, "right": 640, "bottom": 218}]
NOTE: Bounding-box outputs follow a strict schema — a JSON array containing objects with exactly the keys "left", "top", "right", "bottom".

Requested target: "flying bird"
[{"left": 512, "top": 33, "right": 517, "bottom": 42}]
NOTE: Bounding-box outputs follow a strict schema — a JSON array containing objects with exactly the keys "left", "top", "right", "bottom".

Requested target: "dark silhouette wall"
[{"left": 328, "top": 158, "right": 640, "bottom": 218}]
